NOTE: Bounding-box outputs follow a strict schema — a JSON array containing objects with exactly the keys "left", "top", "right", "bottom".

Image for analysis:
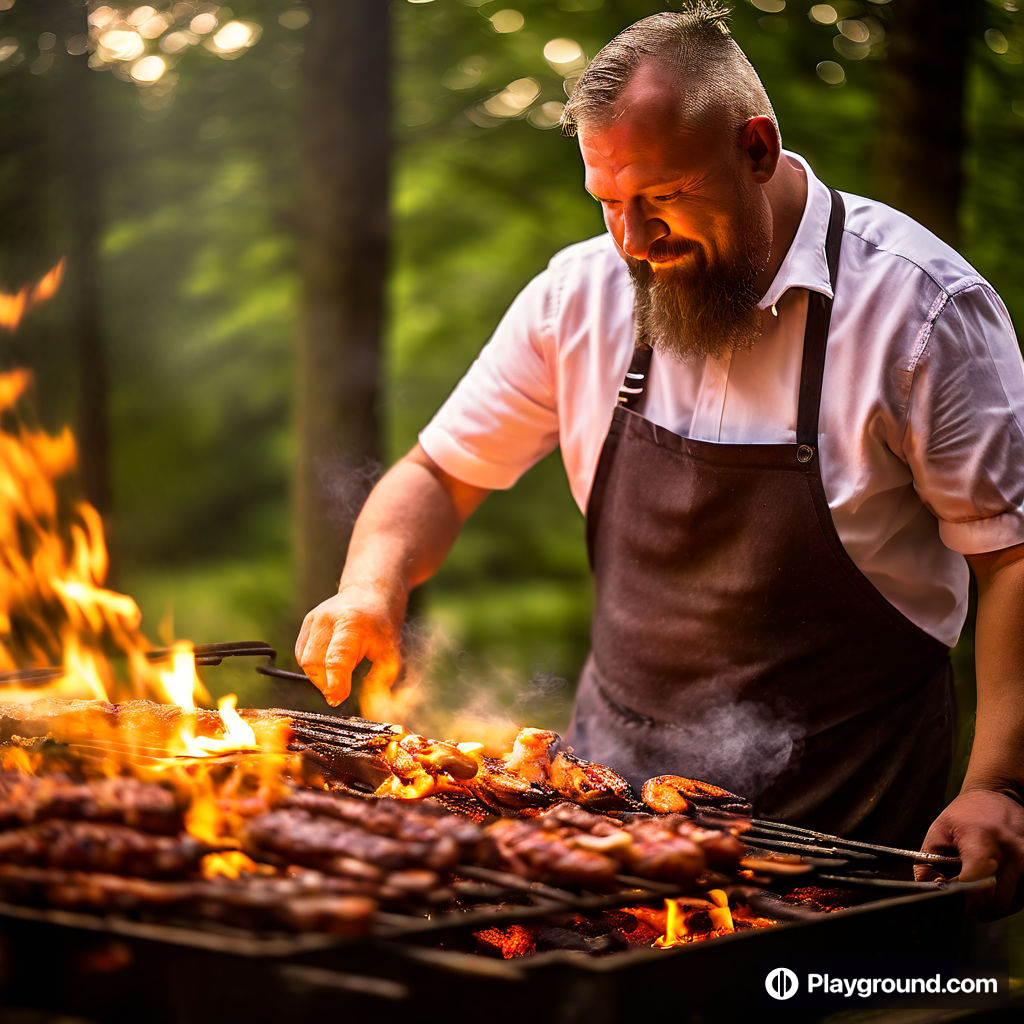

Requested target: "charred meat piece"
[
  {"left": 0, "top": 771, "right": 185, "bottom": 835},
  {"left": 641, "top": 775, "right": 693, "bottom": 814},
  {"left": 0, "top": 820, "right": 207, "bottom": 877},
  {"left": 466, "top": 757, "right": 560, "bottom": 813},
  {"left": 535, "top": 802, "right": 623, "bottom": 835},
  {"left": 503, "top": 728, "right": 558, "bottom": 784},
  {"left": 0, "top": 864, "right": 376, "bottom": 934},
  {"left": 484, "top": 818, "right": 620, "bottom": 889},
  {"left": 673, "top": 818, "right": 747, "bottom": 871},
  {"left": 648, "top": 775, "right": 752, "bottom": 814},
  {"left": 616, "top": 818, "right": 706, "bottom": 883},
  {"left": 242, "top": 808, "right": 461, "bottom": 874},
  {"left": 279, "top": 789, "right": 482, "bottom": 853},
  {"left": 548, "top": 751, "right": 644, "bottom": 812},
  {"left": 390, "top": 733, "right": 480, "bottom": 781}
]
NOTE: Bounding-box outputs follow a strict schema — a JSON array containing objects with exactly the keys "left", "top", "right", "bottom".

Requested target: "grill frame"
[
  {"left": 0, "top": 884, "right": 973, "bottom": 1022},
  {"left": 0, "top": 646, "right": 984, "bottom": 1020}
]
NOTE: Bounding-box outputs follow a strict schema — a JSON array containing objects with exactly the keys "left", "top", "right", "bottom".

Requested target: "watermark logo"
[{"left": 765, "top": 967, "right": 799, "bottom": 1001}]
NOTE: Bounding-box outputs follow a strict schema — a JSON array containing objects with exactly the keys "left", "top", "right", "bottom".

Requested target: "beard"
[{"left": 625, "top": 206, "right": 771, "bottom": 362}]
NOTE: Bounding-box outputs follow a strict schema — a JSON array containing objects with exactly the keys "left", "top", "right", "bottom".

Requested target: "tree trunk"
[
  {"left": 872, "top": 0, "right": 972, "bottom": 245},
  {"left": 294, "top": 1, "right": 391, "bottom": 616},
  {"left": 47, "top": 0, "right": 110, "bottom": 516}
]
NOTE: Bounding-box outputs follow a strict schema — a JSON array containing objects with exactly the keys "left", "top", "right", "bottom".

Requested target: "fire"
[
  {"left": 652, "top": 890, "right": 771, "bottom": 947},
  {"left": 0, "top": 262, "right": 288, "bottom": 845},
  {"left": 0, "top": 260, "right": 64, "bottom": 332},
  {"left": 200, "top": 850, "right": 263, "bottom": 880}
]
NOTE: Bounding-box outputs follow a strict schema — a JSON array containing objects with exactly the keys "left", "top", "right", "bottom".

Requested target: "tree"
[
  {"left": 872, "top": 0, "right": 973, "bottom": 244},
  {"left": 293, "top": 0, "right": 392, "bottom": 619}
]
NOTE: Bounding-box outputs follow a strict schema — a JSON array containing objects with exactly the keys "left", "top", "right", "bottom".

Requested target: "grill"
[{"left": 0, "top": 642, "right": 988, "bottom": 1022}]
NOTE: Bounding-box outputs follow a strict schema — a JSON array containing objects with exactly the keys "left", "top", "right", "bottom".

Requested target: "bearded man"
[{"left": 296, "top": 6, "right": 1024, "bottom": 916}]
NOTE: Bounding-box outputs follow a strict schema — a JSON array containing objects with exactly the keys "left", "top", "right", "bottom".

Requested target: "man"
[{"left": 296, "top": 6, "right": 1024, "bottom": 916}]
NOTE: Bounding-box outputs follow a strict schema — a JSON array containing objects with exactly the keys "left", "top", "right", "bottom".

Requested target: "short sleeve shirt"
[{"left": 419, "top": 152, "right": 1024, "bottom": 647}]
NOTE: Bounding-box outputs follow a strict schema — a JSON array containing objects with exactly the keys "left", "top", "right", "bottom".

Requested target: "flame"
[
  {"left": 0, "top": 260, "right": 64, "bottom": 332},
  {"left": 201, "top": 850, "right": 260, "bottom": 880},
  {"left": 0, "top": 260, "right": 292, "bottom": 857},
  {"left": 707, "top": 888, "right": 734, "bottom": 932},
  {"left": 654, "top": 898, "right": 692, "bottom": 947},
  {"left": 654, "top": 890, "right": 738, "bottom": 947}
]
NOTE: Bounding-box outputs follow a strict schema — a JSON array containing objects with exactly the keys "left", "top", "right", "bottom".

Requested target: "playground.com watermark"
[{"left": 757, "top": 959, "right": 1008, "bottom": 1009}]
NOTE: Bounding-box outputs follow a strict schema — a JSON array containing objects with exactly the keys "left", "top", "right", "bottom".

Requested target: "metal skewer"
[{"left": 745, "top": 818, "right": 961, "bottom": 867}]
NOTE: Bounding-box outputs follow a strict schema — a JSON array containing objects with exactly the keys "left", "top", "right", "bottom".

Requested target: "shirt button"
[{"left": 797, "top": 445, "right": 815, "bottom": 464}]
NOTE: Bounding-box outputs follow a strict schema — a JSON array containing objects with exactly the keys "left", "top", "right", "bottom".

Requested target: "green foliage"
[{"left": 1, "top": 0, "right": 1020, "bottom": 706}]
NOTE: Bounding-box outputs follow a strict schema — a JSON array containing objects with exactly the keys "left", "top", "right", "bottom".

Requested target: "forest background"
[{"left": 0, "top": 0, "right": 1021, "bottom": 943}]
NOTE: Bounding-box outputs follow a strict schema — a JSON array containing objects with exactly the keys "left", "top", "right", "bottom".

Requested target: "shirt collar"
[{"left": 757, "top": 150, "right": 835, "bottom": 312}]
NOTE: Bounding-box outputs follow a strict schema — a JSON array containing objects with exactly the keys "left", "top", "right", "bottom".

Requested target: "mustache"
[{"left": 646, "top": 238, "right": 699, "bottom": 263}]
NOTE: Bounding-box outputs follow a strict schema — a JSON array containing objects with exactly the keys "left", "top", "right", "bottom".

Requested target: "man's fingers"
[
  {"left": 294, "top": 613, "right": 313, "bottom": 663},
  {"left": 322, "top": 632, "right": 365, "bottom": 706},
  {"left": 956, "top": 829, "right": 1001, "bottom": 884}
]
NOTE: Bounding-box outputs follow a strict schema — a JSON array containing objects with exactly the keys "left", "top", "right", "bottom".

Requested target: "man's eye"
[
  {"left": 654, "top": 189, "right": 683, "bottom": 202},
  {"left": 599, "top": 198, "right": 620, "bottom": 207}
]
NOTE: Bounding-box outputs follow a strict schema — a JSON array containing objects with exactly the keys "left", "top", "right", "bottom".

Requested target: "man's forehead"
[{"left": 577, "top": 63, "right": 716, "bottom": 163}]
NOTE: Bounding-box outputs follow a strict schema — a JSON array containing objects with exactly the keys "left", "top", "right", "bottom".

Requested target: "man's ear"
[{"left": 740, "top": 116, "right": 781, "bottom": 183}]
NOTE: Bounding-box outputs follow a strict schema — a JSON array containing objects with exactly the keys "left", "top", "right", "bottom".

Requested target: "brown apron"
[{"left": 566, "top": 189, "right": 954, "bottom": 847}]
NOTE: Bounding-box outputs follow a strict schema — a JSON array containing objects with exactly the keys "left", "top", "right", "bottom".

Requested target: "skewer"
[
  {"left": 277, "top": 707, "right": 401, "bottom": 737},
  {"left": 454, "top": 864, "right": 579, "bottom": 903},
  {"left": 739, "top": 835, "right": 878, "bottom": 862},
  {"left": 747, "top": 818, "right": 961, "bottom": 867}
]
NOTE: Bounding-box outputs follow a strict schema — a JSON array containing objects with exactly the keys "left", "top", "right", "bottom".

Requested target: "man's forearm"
[
  {"left": 964, "top": 543, "right": 1024, "bottom": 796},
  {"left": 338, "top": 444, "right": 489, "bottom": 604}
]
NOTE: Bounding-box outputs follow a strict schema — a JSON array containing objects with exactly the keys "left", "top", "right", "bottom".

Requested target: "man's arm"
[
  {"left": 295, "top": 442, "right": 491, "bottom": 705},
  {"left": 918, "top": 542, "right": 1024, "bottom": 917}
]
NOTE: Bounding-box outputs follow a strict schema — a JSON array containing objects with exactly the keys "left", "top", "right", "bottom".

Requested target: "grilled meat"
[
  {"left": 0, "top": 771, "right": 185, "bottom": 834},
  {"left": 641, "top": 775, "right": 692, "bottom": 814},
  {"left": 484, "top": 818, "right": 620, "bottom": 889},
  {"left": 0, "top": 820, "right": 207, "bottom": 877},
  {"left": 548, "top": 751, "right": 645, "bottom": 811},
  {"left": 0, "top": 863, "right": 376, "bottom": 933},
  {"left": 279, "top": 789, "right": 481, "bottom": 853},
  {"left": 645, "top": 775, "right": 751, "bottom": 814},
  {"left": 503, "top": 728, "right": 557, "bottom": 784},
  {"left": 242, "top": 807, "right": 462, "bottom": 874}
]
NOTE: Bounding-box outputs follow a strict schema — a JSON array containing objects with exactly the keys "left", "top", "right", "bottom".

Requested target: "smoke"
[
  {"left": 647, "top": 683, "right": 804, "bottom": 801},
  {"left": 352, "top": 614, "right": 802, "bottom": 801},
  {"left": 316, "top": 455, "right": 382, "bottom": 530},
  {"left": 357, "top": 616, "right": 572, "bottom": 756}
]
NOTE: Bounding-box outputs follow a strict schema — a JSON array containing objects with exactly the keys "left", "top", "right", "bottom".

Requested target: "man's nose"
[{"left": 621, "top": 199, "right": 669, "bottom": 261}]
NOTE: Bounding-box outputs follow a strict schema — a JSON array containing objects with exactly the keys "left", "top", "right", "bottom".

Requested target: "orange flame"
[
  {"left": 0, "top": 260, "right": 65, "bottom": 332},
  {"left": 654, "top": 890, "right": 737, "bottom": 947},
  {"left": 0, "top": 256, "right": 290, "bottom": 850}
]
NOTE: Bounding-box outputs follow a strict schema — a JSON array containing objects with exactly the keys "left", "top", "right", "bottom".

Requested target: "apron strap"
[
  {"left": 796, "top": 187, "right": 846, "bottom": 454},
  {"left": 617, "top": 343, "right": 653, "bottom": 411}
]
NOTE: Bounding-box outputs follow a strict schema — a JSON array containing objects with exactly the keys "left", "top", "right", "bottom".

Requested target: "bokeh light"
[
  {"left": 279, "top": 7, "right": 311, "bottom": 30},
  {"left": 543, "top": 37, "right": 586, "bottom": 73},
  {"left": 190, "top": 13, "right": 218, "bottom": 35},
  {"left": 98, "top": 29, "right": 145, "bottom": 63},
  {"left": 815, "top": 59, "right": 845, "bottom": 85},
  {"left": 490, "top": 10, "right": 525, "bottom": 34},
  {"left": 131, "top": 54, "right": 167, "bottom": 83},
  {"left": 209, "top": 21, "right": 260, "bottom": 56},
  {"left": 482, "top": 76, "right": 540, "bottom": 117}
]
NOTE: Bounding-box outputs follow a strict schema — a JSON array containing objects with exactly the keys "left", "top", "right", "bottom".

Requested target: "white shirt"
[{"left": 419, "top": 152, "right": 1024, "bottom": 647}]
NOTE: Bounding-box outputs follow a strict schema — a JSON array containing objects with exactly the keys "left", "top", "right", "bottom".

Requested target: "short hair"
[{"left": 560, "top": 4, "right": 778, "bottom": 140}]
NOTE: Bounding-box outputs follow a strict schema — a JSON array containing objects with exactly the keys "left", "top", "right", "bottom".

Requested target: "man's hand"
[
  {"left": 295, "top": 584, "right": 405, "bottom": 706},
  {"left": 917, "top": 789, "right": 1024, "bottom": 918},
  {"left": 293, "top": 443, "right": 491, "bottom": 708}
]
